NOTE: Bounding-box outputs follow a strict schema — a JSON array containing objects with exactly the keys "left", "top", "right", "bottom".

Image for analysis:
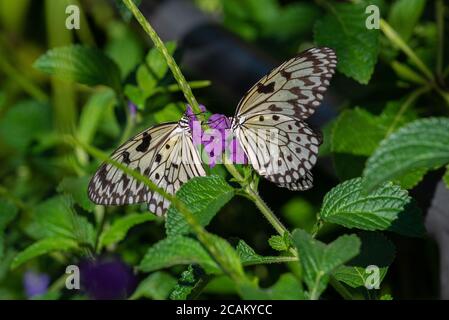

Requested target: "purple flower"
[
  {"left": 128, "top": 101, "right": 137, "bottom": 119},
  {"left": 23, "top": 271, "right": 50, "bottom": 298},
  {"left": 185, "top": 105, "right": 248, "bottom": 167},
  {"left": 80, "top": 256, "right": 137, "bottom": 300}
]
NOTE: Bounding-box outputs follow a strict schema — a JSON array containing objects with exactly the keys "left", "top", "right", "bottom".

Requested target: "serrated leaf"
[
  {"left": 332, "top": 102, "right": 418, "bottom": 157},
  {"left": 363, "top": 118, "right": 449, "bottom": 192},
  {"left": 25, "top": 196, "right": 95, "bottom": 247},
  {"left": 314, "top": 1, "right": 379, "bottom": 84},
  {"left": 292, "top": 229, "right": 361, "bottom": 299},
  {"left": 319, "top": 178, "right": 423, "bottom": 237},
  {"left": 99, "top": 213, "right": 155, "bottom": 248},
  {"left": 11, "top": 237, "right": 78, "bottom": 269},
  {"left": 332, "top": 108, "right": 386, "bottom": 156},
  {"left": 333, "top": 232, "right": 395, "bottom": 288},
  {"left": 388, "top": 0, "right": 426, "bottom": 42},
  {"left": 139, "top": 236, "right": 219, "bottom": 274},
  {"left": 130, "top": 271, "right": 177, "bottom": 300},
  {"left": 58, "top": 176, "right": 95, "bottom": 212},
  {"left": 165, "top": 176, "right": 234, "bottom": 236},
  {"left": 169, "top": 265, "right": 207, "bottom": 300},
  {"left": 239, "top": 274, "right": 304, "bottom": 300},
  {"left": 268, "top": 235, "right": 288, "bottom": 251},
  {"left": 34, "top": 45, "right": 121, "bottom": 93},
  {"left": 236, "top": 240, "right": 294, "bottom": 266}
]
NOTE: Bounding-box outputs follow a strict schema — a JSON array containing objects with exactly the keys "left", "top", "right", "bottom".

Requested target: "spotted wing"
[
  {"left": 234, "top": 114, "right": 320, "bottom": 190},
  {"left": 233, "top": 47, "right": 336, "bottom": 190},
  {"left": 88, "top": 122, "right": 206, "bottom": 216},
  {"left": 235, "top": 47, "right": 337, "bottom": 120}
]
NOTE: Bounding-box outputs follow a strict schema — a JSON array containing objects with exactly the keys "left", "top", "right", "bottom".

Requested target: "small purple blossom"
[
  {"left": 80, "top": 256, "right": 137, "bottom": 300},
  {"left": 185, "top": 105, "right": 248, "bottom": 167},
  {"left": 23, "top": 271, "right": 50, "bottom": 298},
  {"left": 128, "top": 101, "right": 137, "bottom": 119}
]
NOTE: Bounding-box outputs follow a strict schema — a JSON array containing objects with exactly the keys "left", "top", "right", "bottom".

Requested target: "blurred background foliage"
[{"left": 0, "top": 0, "right": 447, "bottom": 300}]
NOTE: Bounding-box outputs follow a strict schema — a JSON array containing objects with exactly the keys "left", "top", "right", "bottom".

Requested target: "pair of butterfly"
[{"left": 88, "top": 47, "right": 337, "bottom": 216}]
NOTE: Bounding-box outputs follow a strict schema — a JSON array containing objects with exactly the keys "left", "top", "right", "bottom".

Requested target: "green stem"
[
  {"left": 380, "top": 19, "right": 434, "bottom": 81},
  {"left": 122, "top": 0, "right": 202, "bottom": 115},
  {"left": 329, "top": 276, "right": 353, "bottom": 300},
  {"left": 0, "top": 56, "right": 48, "bottom": 103}
]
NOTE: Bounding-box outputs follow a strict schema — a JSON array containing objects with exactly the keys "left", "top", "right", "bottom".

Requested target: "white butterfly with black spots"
[
  {"left": 231, "top": 47, "right": 337, "bottom": 191},
  {"left": 88, "top": 115, "right": 206, "bottom": 216},
  {"left": 88, "top": 47, "right": 336, "bottom": 216}
]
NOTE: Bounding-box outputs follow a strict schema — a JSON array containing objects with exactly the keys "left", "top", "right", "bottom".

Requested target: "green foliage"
[
  {"left": 139, "top": 236, "right": 220, "bottom": 274},
  {"left": 1, "top": 0, "right": 447, "bottom": 301},
  {"left": 25, "top": 196, "right": 95, "bottom": 247},
  {"left": 130, "top": 271, "right": 177, "bottom": 300},
  {"left": 292, "top": 229, "right": 361, "bottom": 299},
  {"left": 239, "top": 274, "right": 304, "bottom": 300},
  {"left": 34, "top": 45, "right": 122, "bottom": 93},
  {"left": 99, "top": 213, "right": 155, "bottom": 248},
  {"left": 165, "top": 176, "right": 234, "bottom": 236},
  {"left": 0, "top": 100, "right": 52, "bottom": 152},
  {"left": 333, "top": 232, "right": 395, "bottom": 288},
  {"left": 58, "top": 176, "right": 95, "bottom": 212},
  {"left": 388, "top": 0, "right": 426, "bottom": 42},
  {"left": 314, "top": 1, "right": 379, "bottom": 84},
  {"left": 11, "top": 237, "right": 78, "bottom": 269},
  {"left": 363, "top": 118, "right": 449, "bottom": 192},
  {"left": 319, "top": 178, "right": 424, "bottom": 237}
]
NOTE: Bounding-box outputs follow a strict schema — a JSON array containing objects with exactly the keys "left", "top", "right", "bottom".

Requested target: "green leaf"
[
  {"left": 388, "top": 0, "right": 426, "bottom": 42},
  {"left": 319, "top": 178, "right": 423, "bottom": 236},
  {"left": 314, "top": 1, "right": 379, "bottom": 84},
  {"left": 333, "top": 232, "right": 395, "bottom": 288},
  {"left": 136, "top": 64, "right": 157, "bottom": 93},
  {"left": 165, "top": 176, "right": 234, "bottom": 236},
  {"left": 34, "top": 45, "right": 121, "bottom": 93},
  {"left": 0, "top": 100, "right": 52, "bottom": 152},
  {"left": 363, "top": 118, "right": 449, "bottom": 192},
  {"left": 292, "top": 229, "right": 361, "bottom": 299},
  {"left": 77, "top": 90, "right": 117, "bottom": 145},
  {"left": 239, "top": 274, "right": 304, "bottom": 300},
  {"left": 268, "top": 235, "right": 288, "bottom": 251},
  {"left": 332, "top": 103, "right": 418, "bottom": 157},
  {"left": 236, "top": 240, "right": 292, "bottom": 265},
  {"left": 11, "top": 237, "right": 78, "bottom": 269},
  {"left": 130, "top": 271, "right": 177, "bottom": 300},
  {"left": 0, "top": 199, "right": 18, "bottom": 231},
  {"left": 25, "top": 196, "right": 95, "bottom": 247},
  {"left": 332, "top": 108, "right": 386, "bottom": 156},
  {"left": 58, "top": 176, "right": 95, "bottom": 212},
  {"left": 169, "top": 265, "right": 207, "bottom": 300},
  {"left": 99, "top": 213, "right": 155, "bottom": 248},
  {"left": 139, "top": 236, "right": 219, "bottom": 274},
  {"left": 145, "top": 42, "right": 176, "bottom": 80},
  {"left": 105, "top": 22, "right": 144, "bottom": 78},
  {"left": 381, "top": 293, "right": 393, "bottom": 300},
  {"left": 204, "top": 233, "right": 245, "bottom": 279}
]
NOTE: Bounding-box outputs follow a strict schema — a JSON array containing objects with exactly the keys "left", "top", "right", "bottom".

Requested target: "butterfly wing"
[
  {"left": 234, "top": 114, "right": 320, "bottom": 190},
  {"left": 88, "top": 121, "right": 206, "bottom": 216},
  {"left": 233, "top": 47, "right": 336, "bottom": 190}
]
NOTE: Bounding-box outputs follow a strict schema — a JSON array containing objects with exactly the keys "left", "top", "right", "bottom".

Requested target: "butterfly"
[
  {"left": 230, "top": 47, "right": 337, "bottom": 191},
  {"left": 88, "top": 47, "right": 336, "bottom": 216},
  {"left": 88, "top": 114, "right": 206, "bottom": 216}
]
